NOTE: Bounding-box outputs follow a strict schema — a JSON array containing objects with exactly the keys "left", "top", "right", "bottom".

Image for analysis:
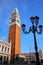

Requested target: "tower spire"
[{"left": 13, "top": 8, "right": 19, "bottom": 14}]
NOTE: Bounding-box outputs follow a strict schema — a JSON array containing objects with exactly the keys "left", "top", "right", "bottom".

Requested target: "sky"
[{"left": 0, "top": 0, "right": 43, "bottom": 53}]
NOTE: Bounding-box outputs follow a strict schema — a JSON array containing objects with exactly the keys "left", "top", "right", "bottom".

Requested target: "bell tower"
[{"left": 8, "top": 8, "right": 20, "bottom": 62}]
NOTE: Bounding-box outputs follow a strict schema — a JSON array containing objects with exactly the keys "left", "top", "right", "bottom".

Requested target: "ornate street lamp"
[{"left": 21, "top": 16, "right": 43, "bottom": 65}]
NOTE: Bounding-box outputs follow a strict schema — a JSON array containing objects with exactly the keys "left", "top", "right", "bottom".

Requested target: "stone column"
[
  {"left": 8, "top": 56, "right": 10, "bottom": 63},
  {"left": 2, "top": 56, "right": 4, "bottom": 63}
]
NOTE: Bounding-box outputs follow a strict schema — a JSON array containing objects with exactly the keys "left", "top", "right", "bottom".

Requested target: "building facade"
[
  {"left": 8, "top": 8, "right": 20, "bottom": 62},
  {"left": 0, "top": 40, "right": 11, "bottom": 63},
  {"left": 19, "top": 53, "right": 36, "bottom": 63},
  {"left": 19, "top": 52, "right": 43, "bottom": 63}
]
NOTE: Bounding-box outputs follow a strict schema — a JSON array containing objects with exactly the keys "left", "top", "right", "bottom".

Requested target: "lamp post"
[{"left": 21, "top": 16, "right": 43, "bottom": 65}]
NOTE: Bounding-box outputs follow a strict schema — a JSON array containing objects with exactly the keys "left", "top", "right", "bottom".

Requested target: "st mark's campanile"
[{"left": 8, "top": 8, "right": 20, "bottom": 62}]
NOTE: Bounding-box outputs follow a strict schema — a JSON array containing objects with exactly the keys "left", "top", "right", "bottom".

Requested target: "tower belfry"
[
  {"left": 10, "top": 8, "right": 20, "bottom": 25},
  {"left": 8, "top": 8, "right": 20, "bottom": 62}
]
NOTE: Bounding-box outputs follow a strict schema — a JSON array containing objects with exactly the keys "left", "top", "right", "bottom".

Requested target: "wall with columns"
[{"left": 0, "top": 40, "right": 11, "bottom": 63}]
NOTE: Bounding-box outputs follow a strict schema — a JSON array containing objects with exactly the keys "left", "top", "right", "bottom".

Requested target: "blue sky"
[{"left": 0, "top": 0, "right": 43, "bottom": 53}]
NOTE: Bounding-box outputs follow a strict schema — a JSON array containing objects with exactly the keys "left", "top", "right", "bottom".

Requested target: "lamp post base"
[{"left": 36, "top": 62, "right": 41, "bottom": 65}]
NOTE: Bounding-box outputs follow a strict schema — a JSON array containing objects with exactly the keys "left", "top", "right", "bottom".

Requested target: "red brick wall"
[
  {"left": 8, "top": 24, "right": 20, "bottom": 60},
  {"left": 15, "top": 24, "right": 20, "bottom": 54}
]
